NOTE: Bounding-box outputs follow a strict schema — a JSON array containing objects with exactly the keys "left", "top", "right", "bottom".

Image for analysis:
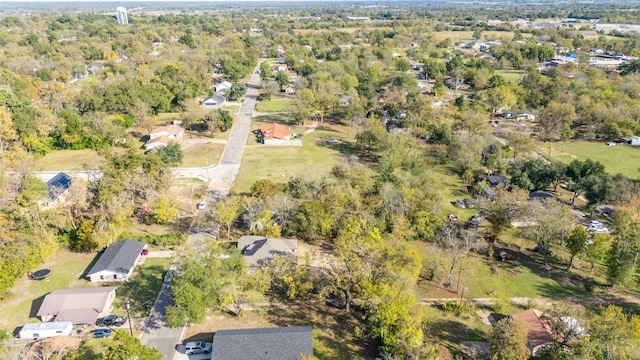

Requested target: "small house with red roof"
[
  {"left": 512, "top": 309, "right": 554, "bottom": 355},
  {"left": 259, "top": 123, "right": 292, "bottom": 144}
]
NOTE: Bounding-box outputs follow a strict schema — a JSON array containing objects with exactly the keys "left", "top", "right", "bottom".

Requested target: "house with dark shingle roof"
[
  {"left": 43, "top": 172, "right": 72, "bottom": 209},
  {"left": 211, "top": 326, "right": 313, "bottom": 360},
  {"left": 86, "top": 240, "right": 147, "bottom": 282}
]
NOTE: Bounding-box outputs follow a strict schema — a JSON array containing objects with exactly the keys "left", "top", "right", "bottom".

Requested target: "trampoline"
[{"left": 30, "top": 269, "right": 51, "bottom": 280}]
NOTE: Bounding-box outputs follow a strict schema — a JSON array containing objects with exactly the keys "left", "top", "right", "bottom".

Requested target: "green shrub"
[{"left": 442, "top": 301, "right": 476, "bottom": 317}]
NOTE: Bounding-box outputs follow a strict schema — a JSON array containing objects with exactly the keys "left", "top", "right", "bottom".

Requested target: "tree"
[
  {"left": 215, "top": 198, "right": 241, "bottom": 240},
  {"left": 490, "top": 317, "right": 530, "bottom": 360},
  {"left": 156, "top": 142, "right": 183, "bottom": 165},
  {"left": 585, "top": 233, "right": 609, "bottom": 274},
  {"left": 580, "top": 173, "right": 622, "bottom": 216},
  {"left": 217, "top": 109, "right": 233, "bottom": 131},
  {"left": 66, "top": 330, "right": 161, "bottom": 360},
  {"left": 566, "top": 226, "right": 588, "bottom": 270},
  {"left": 566, "top": 159, "right": 605, "bottom": 206},
  {"left": 274, "top": 71, "right": 288, "bottom": 91},
  {"left": 525, "top": 200, "right": 574, "bottom": 266},
  {"left": 434, "top": 224, "right": 484, "bottom": 287},
  {"left": 394, "top": 58, "right": 411, "bottom": 72},
  {"left": 153, "top": 195, "right": 178, "bottom": 225},
  {"left": 477, "top": 186, "right": 529, "bottom": 238},
  {"left": 581, "top": 305, "right": 640, "bottom": 360},
  {"left": 537, "top": 102, "right": 577, "bottom": 141}
]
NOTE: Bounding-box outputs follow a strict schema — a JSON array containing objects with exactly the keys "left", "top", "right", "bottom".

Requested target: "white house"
[
  {"left": 144, "top": 124, "right": 184, "bottom": 150},
  {"left": 20, "top": 322, "right": 73, "bottom": 339},
  {"left": 86, "top": 239, "right": 147, "bottom": 282},
  {"left": 215, "top": 81, "right": 233, "bottom": 94}
]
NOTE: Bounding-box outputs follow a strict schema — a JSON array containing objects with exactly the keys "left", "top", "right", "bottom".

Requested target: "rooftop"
[
  {"left": 86, "top": 239, "right": 146, "bottom": 277},
  {"left": 211, "top": 326, "right": 313, "bottom": 360},
  {"left": 37, "top": 287, "right": 117, "bottom": 324}
]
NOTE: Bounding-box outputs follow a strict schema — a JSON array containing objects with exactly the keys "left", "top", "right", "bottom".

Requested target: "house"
[
  {"left": 20, "top": 322, "right": 73, "bottom": 339},
  {"left": 215, "top": 81, "right": 233, "bottom": 94},
  {"left": 271, "top": 64, "right": 287, "bottom": 72},
  {"left": 282, "top": 84, "right": 296, "bottom": 95},
  {"left": 45, "top": 172, "right": 72, "bottom": 208},
  {"left": 238, "top": 235, "right": 298, "bottom": 267},
  {"left": 149, "top": 124, "right": 184, "bottom": 141},
  {"left": 211, "top": 326, "right": 313, "bottom": 360},
  {"left": 512, "top": 309, "right": 554, "bottom": 355},
  {"left": 487, "top": 175, "right": 508, "bottom": 187},
  {"left": 259, "top": 123, "right": 292, "bottom": 144},
  {"left": 277, "top": 56, "right": 286, "bottom": 64},
  {"left": 37, "top": 287, "right": 117, "bottom": 325},
  {"left": 200, "top": 94, "right": 226, "bottom": 109},
  {"left": 443, "top": 77, "right": 470, "bottom": 90},
  {"left": 143, "top": 136, "right": 176, "bottom": 151},
  {"left": 86, "top": 239, "right": 147, "bottom": 282}
]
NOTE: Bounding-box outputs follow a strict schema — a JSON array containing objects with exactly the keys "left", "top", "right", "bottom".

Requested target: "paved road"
[
  {"left": 140, "top": 62, "right": 262, "bottom": 360},
  {"left": 140, "top": 282, "right": 184, "bottom": 360}
]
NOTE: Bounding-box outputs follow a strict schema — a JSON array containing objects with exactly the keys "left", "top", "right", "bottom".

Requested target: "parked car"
[
  {"left": 456, "top": 199, "right": 466, "bottom": 208},
  {"left": 589, "top": 224, "right": 608, "bottom": 233},
  {"left": 196, "top": 201, "right": 207, "bottom": 210},
  {"left": 97, "top": 315, "right": 126, "bottom": 327},
  {"left": 448, "top": 213, "right": 458, "bottom": 222},
  {"left": 164, "top": 270, "right": 175, "bottom": 284},
  {"left": 94, "top": 328, "right": 112, "bottom": 338},
  {"left": 463, "top": 198, "right": 474, "bottom": 208},
  {"left": 327, "top": 138, "right": 338, "bottom": 143},
  {"left": 184, "top": 341, "right": 212, "bottom": 355}
]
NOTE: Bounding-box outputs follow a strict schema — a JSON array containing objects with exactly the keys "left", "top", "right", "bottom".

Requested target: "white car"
[
  {"left": 184, "top": 342, "right": 212, "bottom": 355},
  {"left": 196, "top": 201, "right": 207, "bottom": 210}
]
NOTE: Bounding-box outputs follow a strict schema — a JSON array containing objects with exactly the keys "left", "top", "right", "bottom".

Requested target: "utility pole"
[{"left": 126, "top": 299, "right": 133, "bottom": 337}]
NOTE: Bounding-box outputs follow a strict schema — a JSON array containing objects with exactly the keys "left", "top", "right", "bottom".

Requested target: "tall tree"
[
  {"left": 566, "top": 226, "right": 588, "bottom": 271},
  {"left": 490, "top": 317, "right": 530, "bottom": 360}
]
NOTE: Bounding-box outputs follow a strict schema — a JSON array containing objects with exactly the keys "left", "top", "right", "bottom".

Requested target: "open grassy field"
[
  {"left": 154, "top": 112, "right": 181, "bottom": 125},
  {"left": 234, "top": 122, "right": 356, "bottom": 193},
  {"left": 181, "top": 142, "right": 225, "bottom": 167},
  {"left": 431, "top": 30, "right": 532, "bottom": 42},
  {"left": 537, "top": 141, "right": 640, "bottom": 179},
  {"left": 256, "top": 98, "right": 294, "bottom": 112},
  {"left": 39, "top": 149, "right": 105, "bottom": 171},
  {"left": 495, "top": 69, "right": 525, "bottom": 83}
]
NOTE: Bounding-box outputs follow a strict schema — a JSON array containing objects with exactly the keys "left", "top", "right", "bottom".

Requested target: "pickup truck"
[{"left": 96, "top": 315, "right": 127, "bottom": 327}]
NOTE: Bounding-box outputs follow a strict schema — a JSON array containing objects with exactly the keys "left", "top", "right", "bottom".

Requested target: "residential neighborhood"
[{"left": 1, "top": 1, "right": 640, "bottom": 360}]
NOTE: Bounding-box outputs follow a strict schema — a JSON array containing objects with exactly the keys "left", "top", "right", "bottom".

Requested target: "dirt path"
[{"left": 420, "top": 293, "right": 640, "bottom": 308}]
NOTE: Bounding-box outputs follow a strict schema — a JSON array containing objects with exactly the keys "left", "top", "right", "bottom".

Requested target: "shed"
[
  {"left": 211, "top": 326, "right": 313, "bottom": 360},
  {"left": 20, "top": 322, "right": 73, "bottom": 339},
  {"left": 44, "top": 172, "right": 73, "bottom": 208},
  {"left": 86, "top": 240, "right": 147, "bottom": 282}
]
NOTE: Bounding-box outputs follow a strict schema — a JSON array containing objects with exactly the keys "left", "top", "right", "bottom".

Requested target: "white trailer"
[{"left": 19, "top": 322, "right": 73, "bottom": 339}]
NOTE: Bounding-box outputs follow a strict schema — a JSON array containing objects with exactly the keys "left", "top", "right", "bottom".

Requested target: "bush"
[{"left": 442, "top": 301, "right": 476, "bottom": 317}]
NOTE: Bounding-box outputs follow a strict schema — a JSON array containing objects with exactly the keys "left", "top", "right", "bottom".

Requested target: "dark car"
[
  {"left": 94, "top": 328, "right": 112, "bottom": 338},
  {"left": 164, "top": 270, "right": 175, "bottom": 284},
  {"left": 97, "top": 315, "right": 126, "bottom": 327}
]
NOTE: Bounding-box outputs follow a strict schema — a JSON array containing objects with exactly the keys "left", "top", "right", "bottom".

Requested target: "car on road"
[
  {"left": 196, "top": 201, "right": 207, "bottom": 210},
  {"left": 184, "top": 342, "right": 212, "bottom": 355},
  {"left": 164, "top": 270, "right": 175, "bottom": 284},
  {"left": 94, "top": 329, "right": 112, "bottom": 338}
]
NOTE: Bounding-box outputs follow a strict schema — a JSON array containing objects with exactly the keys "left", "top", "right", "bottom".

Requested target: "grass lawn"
[
  {"left": 431, "top": 30, "right": 530, "bottom": 43},
  {"left": 115, "top": 257, "right": 172, "bottom": 317},
  {"left": 425, "top": 306, "right": 491, "bottom": 356},
  {"left": 234, "top": 123, "right": 356, "bottom": 193},
  {"left": 427, "top": 161, "right": 480, "bottom": 220},
  {"left": 154, "top": 112, "right": 181, "bottom": 125},
  {"left": 182, "top": 143, "right": 225, "bottom": 167},
  {"left": 256, "top": 98, "right": 293, "bottom": 112},
  {"left": 495, "top": 69, "right": 525, "bottom": 83},
  {"left": 39, "top": 149, "right": 105, "bottom": 171},
  {"left": 536, "top": 141, "right": 640, "bottom": 179},
  {"left": 0, "top": 249, "right": 96, "bottom": 331}
]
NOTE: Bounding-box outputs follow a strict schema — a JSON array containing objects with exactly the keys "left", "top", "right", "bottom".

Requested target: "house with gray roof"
[
  {"left": 238, "top": 236, "right": 298, "bottom": 267},
  {"left": 43, "top": 172, "right": 72, "bottom": 209},
  {"left": 37, "top": 287, "right": 116, "bottom": 325},
  {"left": 86, "top": 240, "right": 147, "bottom": 282},
  {"left": 211, "top": 326, "right": 313, "bottom": 360}
]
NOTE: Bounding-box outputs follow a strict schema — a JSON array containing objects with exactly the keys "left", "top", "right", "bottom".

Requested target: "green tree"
[
  {"left": 477, "top": 186, "right": 529, "bottom": 239},
  {"left": 581, "top": 305, "right": 640, "bottom": 360},
  {"left": 566, "top": 159, "right": 605, "bottom": 206},
  {"left": 217, "top": 109, "right": 233, "bottom": 131},
  {"left": 294, "top": 200, "right": 333, "bottom": 240},
  {"left": 66, "top": 330, "right": 161, "bottom": 360},
  {"left": 153, "top": 195, "right": 178, "bottom": 225},
  {"left": 275, "top": 71, "right": 289, "bottom": 91},
  {"left": 566, "top": 226, "right": 588, "bottom": 270},
  {"left": 156, "top": 142, "right": 183, "bottom": 165},
  {"left": 394, "top": 58, "right": 411, "bottom": 72},
  {"left": 490, "top": 317, "right": 530, "bottom": 360},
  {"left": 215, "top": 198, "right": 241, "bottom": 240}
]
